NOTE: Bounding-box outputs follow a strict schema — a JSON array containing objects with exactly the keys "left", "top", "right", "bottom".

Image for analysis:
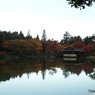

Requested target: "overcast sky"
[{"left": 0, "top": 0, "right": 95, "bottom": 41}]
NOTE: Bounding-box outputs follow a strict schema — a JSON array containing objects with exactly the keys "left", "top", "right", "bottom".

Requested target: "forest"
[{"left": 0, "top": 30, "right": 95, "bottom": 58}]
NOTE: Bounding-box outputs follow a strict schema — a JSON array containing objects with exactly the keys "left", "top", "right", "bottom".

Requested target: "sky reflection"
[
  {"left": 0, "top": 68, "right": 95, "bottom": 95},
  {"left": 0, "top": 58, "right": 95, "bottom": 95}
]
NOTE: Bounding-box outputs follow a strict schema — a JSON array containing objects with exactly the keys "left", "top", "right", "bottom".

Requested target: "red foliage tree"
[
  {"left": 46, "top": 40, "right": 58, "bottom": 54},
  {"left": 82, "top": 62, "right": 94, "bottom": 71},
  {"left": 82, "top": 43, "right": 95, "bottom": 53},
  {"left": 72, "top": 41, "right": 84, "bottom": 49}
]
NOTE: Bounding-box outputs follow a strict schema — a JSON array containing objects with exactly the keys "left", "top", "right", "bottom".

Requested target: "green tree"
[
  {"left": 0, "top": 31, "right": 12, "bottom": 40},
  {"left": 0, "top": 31, "right": 5, "bottom": 49},
  {"left": 92, "top": 34, "right": 95, "bottom": 42},
  {"left": 36, "top": 34, "right": 39, "bottom": 40},
  {"left": 19, "top": 31, "right": 24, "bottom": 39},
  {"left": 42, "top": 30, "right": 47, "bottom": 40},
  {"left": 83, "top": 36, "right": 90, "bottom": 44},
  {"left": 68, "top": 35, "right": 82, "bottom": 44},
  {"left": 63, "top": 31, "right": 71, "bottom": 44},
  {"left": 11, "top": 31, "right": 20, "bottom": 39},
  {"left": 67, "top": 0, "right": 95, "bottom": 9},
  {"left": 59, "top": 39, "right": 64, "bottom": 45},
  {"left": 26, "top": 30, "right": 32, "bottom": 39},
  {"left": 83, "top": 35, "right": 95, "bottom": 44}
]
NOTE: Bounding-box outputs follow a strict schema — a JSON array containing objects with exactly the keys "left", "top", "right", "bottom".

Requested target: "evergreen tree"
[
  {"left": 11, "top": 31, "right": 20, "bottom": 39},
  {"left": 83, "top": 36, "right": 90, "bottom": 44},
  {"left": 36, "top": 34, "right": 39, "bottom": 40},
  {"left": 19, "top": 31, "right": 24, "bottom": 39},
  {"left": 68, "top": 35, "right": 82, "bottom": 44},
  {"left": 59, "top": 39, "right": 64, "bottom": 45},
  {"left": 0, "top": 31, "right": 5, "bottom": 49},
  {"left": 83, "top": 35, "right": 95, "bottom": 44},
  {"left": 1, "top": 31, "right": 12, "bottom": 40},
  {"left": 42, "top": 30, "right": 47, "bottom": 40},
  {"left": 92, "top": 34, "right": 95, "bottom": 42},
  {"left": 26, "top": 30, "right": 32, "bottom": 39},
  {"left": 63, "top": 31, "right": 71, "bottom": 44}
]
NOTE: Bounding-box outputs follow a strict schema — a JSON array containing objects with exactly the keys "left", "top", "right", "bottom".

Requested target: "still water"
[{"left": 0, "top": 58, "right": 95, "bottom": 95}]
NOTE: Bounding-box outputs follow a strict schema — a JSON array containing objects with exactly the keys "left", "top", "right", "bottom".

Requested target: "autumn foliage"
[
  {"left": 45, "top": 40, "right": 67, "bottom": 54},
  {"left": 46, "top": 40, "right": 58, "bottom": 54},
  {"left": 72, "top": 41, "right": 84, "bottom": 49},
  {"left": 2, "top": 39, "right": 42, "bottom": 55},
  {"left": 82, "top": 43, "right": 95, "bottom": 53},
  {"left": 0, "top": 37, "right": 95, "bottom": 57}
]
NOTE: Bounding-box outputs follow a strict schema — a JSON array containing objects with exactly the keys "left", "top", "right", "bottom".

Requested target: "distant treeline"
[{"left": 0, "top": 30, "right": 95, "bottom": 57}]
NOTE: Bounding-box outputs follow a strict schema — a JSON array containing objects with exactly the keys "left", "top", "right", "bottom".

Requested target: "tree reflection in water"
[{"left": 0, "top": 58, "right": 95, "bottom": 82}]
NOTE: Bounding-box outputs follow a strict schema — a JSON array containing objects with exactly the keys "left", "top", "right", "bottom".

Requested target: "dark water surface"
[{"left": 0, "top": 58, "right": 95, "bottom": 95}]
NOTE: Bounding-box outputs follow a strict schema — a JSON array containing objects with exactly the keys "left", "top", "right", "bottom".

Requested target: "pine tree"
[
  {"left": 26, "top": 30, "right": 32, "bottom": 39},
  {"left": 63, "top": 31, "right": 71, "bottom": 44},
  {"left": 36, "top": 34, "right": 39, "bottom": 40},
  {"left": 42, "top": 30, "right": 47, "bottom": 40},
  {"left": 19, "top": 31, "right": 24, "bottom": 39}
]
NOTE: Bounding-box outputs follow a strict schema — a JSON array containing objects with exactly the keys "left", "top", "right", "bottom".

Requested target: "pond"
[{"left": 0, "top": 58, "right": 95, "bottom": 95}]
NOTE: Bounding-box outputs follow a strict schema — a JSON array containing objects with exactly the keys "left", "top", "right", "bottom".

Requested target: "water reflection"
[{"left": 0, "top": 58, "right": 95, "bottom": 82}]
